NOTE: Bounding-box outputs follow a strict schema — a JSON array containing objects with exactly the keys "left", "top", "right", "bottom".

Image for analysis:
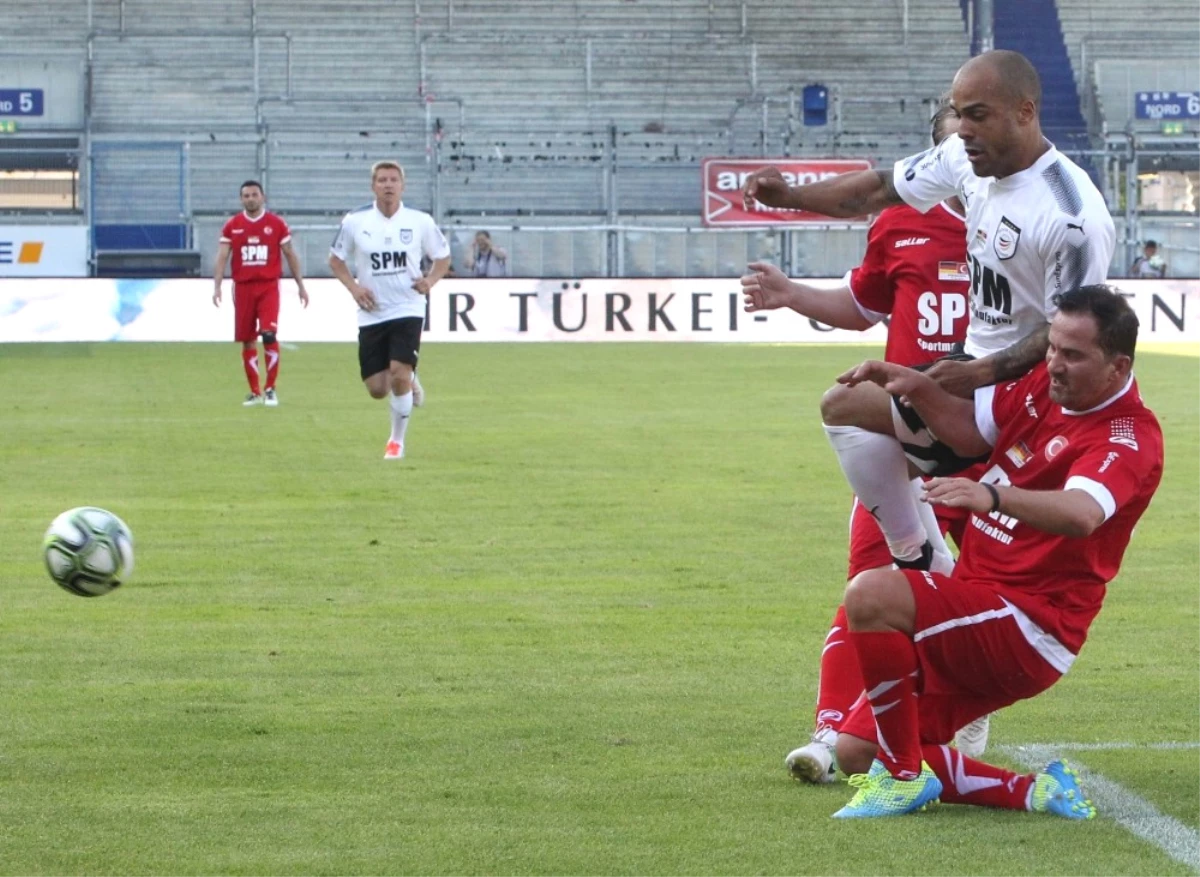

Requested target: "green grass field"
[{"left": 0, "top": 342, "right": 1196, "bottom": 876}]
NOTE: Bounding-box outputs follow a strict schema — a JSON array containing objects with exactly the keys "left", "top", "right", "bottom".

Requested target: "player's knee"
[
  {"left": 836, "top": 734, "right": 876, "bottom": 776},
  {"left": 260, "top": 331, "right": 277, "bottom": 345},
  {"left": 843, "top": 569, "right": 890, "bottom": 628},
  {"left": 820, "top": 383, "right": 855, "bottom": 426}
]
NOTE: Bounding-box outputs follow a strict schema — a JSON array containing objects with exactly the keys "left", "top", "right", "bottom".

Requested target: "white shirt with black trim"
[
  {"left": 894, "top": 135, "right": 1115, "bottom": 358},
  {"left": 330, "top": 201, "right": 451, "bottom": 327}
]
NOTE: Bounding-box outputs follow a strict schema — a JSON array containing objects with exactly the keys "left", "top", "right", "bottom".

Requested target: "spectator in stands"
[
  {"left": 465, "top": 231, "right": 510, "bottom": 278},
  {"left": 1131, "top": 240, "right": 1167, "bottom": 278}
]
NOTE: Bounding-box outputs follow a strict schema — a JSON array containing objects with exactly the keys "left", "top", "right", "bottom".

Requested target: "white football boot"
[
  {"left": 784, "top": 726, "right": 839, "bottom": 784},
  {"left": 954, "top": 713, "right": 991, "bottom": 758}
]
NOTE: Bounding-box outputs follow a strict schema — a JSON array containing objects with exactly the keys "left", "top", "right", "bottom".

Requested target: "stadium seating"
[{"left": 8, "top": 0, "right": 1195, "bottom": 278}]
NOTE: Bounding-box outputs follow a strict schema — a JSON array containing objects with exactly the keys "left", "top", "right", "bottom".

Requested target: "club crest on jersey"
[
  {"left": 400, "top": 229, "right": 414, "bottom": 245},
  {"left": 938, "top": 261, "right": 969, "bottom": 282},
  {"left": 264, "top": 226, "right": 274, "bottom": 235},
  {"left": 1045, "top": 435, "right": 1069, "bottom": 461},
  {"left": 994, "top": 217, "right": 1021, "bottom": 260}
]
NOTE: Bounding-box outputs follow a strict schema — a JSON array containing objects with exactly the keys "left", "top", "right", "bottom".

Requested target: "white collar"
[{"left": 1061, "top": 373, "right": 1135, "bottom": 416}]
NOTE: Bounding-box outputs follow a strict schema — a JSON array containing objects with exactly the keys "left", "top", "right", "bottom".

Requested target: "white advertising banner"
[
  {"left": 0, "top": 225, "right": 88, "bottom": 277},
  {"left": 0, "top": 278, "right": 1196, "bottom": 344}
]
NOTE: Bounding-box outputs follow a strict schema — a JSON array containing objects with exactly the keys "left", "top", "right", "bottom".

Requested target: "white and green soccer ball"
[{"left": 43, "top": 507, "right": 134, "bottom": 597}]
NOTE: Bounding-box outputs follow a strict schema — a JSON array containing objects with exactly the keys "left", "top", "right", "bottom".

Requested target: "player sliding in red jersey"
[
  {"left": 828, "top": 285, "right": 1162, "bottom": 819},
  {"left": 214, "top": 180, "right": 309, "bottom": 407}
]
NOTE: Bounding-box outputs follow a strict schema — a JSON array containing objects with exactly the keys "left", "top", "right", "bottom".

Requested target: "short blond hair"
[{"left": 371, "top": 160, "right": 405, "bottom": 183}]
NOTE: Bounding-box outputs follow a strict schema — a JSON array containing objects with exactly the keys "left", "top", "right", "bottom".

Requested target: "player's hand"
[
  {"left": 412, "top": 276, "right": 434, "bottom": 295},
  {"left": 922, "top": 477, "right": 993, "bottom": 514},
  {"left": 741, "top": 166, "right": 792, "bottom": 210},
  {"left": 212, "top": 284, "right": 222, "bottom": 307},
  {"left": 924, "top": 358, "right": 984, "bottom": 399},
  {"left": 741, "top": 261, "right": 794, "bottom": 312},
  {"left": 350, "top": 283, "right": 377, "bottom": 311},
  {"left": 837, "top": 359, "right": 929, "bottom": 400},
  {"left": 298, "top": 286, "right": 310, "bottom": 308}
]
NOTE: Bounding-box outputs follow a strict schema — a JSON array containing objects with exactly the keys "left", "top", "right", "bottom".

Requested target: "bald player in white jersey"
[
  {"left": 742, "top": 49, "right": 1114, "bottom": 575},
  {"left": 329, "top": 160, "right": 451, "bottom": 460}
]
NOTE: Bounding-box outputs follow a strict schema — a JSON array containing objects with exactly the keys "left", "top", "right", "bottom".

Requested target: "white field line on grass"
[{"left": 1000, "top": 743, "right": 1200, "bottom": 874}]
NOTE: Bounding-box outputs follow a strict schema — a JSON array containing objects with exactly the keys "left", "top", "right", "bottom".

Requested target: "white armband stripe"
[
  {"left": 974, "top": 384, "right": 999, "bottom": 448},
  {"left": 1064, "top": 476, "right": 1116, "bottom": 522}
]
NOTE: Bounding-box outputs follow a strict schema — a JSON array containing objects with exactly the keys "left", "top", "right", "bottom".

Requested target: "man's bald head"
[{"left": 958, "top": 50, "right": 1042, "bottom": 111}]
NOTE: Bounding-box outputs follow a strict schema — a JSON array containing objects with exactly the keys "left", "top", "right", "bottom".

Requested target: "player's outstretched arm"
[
  {"left": 975, "top": 323, "right": 1052, "bottom": 386},
  {"left": 923, "top": 479, "right": 1106, "bottom": 538},
  {"left": 838, "top": 360, "right": 988, "bottom": 456},
  {"left": 741, "top": 169, "right": 904, "bottom": 218},
  {"left": 281, "top": 240, "right": 309, "bottom": 307},
  {"left": 741, "top": 261, "right": 872, "bottom": 330},
  {"left": 212, "top": 241, "right": 231, "bottom": 306}
]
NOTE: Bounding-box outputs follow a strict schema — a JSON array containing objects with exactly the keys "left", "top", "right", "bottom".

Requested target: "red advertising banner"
[{"left": 702, "top": 158, "right": 875, "bottom": 226}]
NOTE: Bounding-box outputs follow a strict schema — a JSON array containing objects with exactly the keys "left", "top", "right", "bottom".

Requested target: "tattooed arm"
[
  {"left": 742, "top": 169, "right": 906, "bottom": 217},
  {"left": 975, "top": 323, "right": 1052, "bottom": 384},
  {"left": 924, "top": 324, "right": 1051, "bottom": 398}
]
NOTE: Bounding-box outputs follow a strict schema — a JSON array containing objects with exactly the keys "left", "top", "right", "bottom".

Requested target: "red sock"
[
  {"left": 923, "top": 743, "right": 1035, "bottom": 810},
  {"left": 815, "top": 605, "right": 863, "bottom": 733},
  {"left": 849, "top": 629, "right": 922, "bottom": 778},
  {"left": 242, "top": 347, "right": 261, "bottom": 394},
  {"left": 264, "top": 341, "right": 280, "bottom": 390}
]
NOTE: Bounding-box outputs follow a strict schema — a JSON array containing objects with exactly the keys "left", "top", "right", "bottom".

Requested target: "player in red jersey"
[
  {"left": 824, "top": 285, "right": 1161, "bottom": 818},
  {"left": 213, "top": 180, "right": 310, "bottom": 407},
  {"left": 741, "top": 104, "right": 987, "bottom": 782}
]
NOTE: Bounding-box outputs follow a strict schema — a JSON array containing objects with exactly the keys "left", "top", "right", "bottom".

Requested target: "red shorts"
[
  {"left": 840, "top": 570, "right": 1064, "bottom": 745},
  {"left": 233, "top": 280, "right": 280, "bottom": 342},
  {"left": 846, "top": 499, "right": 970, "bottom": 579}
]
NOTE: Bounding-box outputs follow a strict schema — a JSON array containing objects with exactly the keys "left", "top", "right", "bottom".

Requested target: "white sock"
[
  {"left": 911, "top": 478, "right": 954, "bottom": 565},
  {"left": 824, "top": 425, "right": 927, "bottom": 562},
  {"left": 389, "top": 390, "right": 413, "bottom": 444}
]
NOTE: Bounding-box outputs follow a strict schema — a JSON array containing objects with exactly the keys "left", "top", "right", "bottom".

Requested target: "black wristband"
[{"left": 983, "top": 483, "right": 1001, "bottom": 514}]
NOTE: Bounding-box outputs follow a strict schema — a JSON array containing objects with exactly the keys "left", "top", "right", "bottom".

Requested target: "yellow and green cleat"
[{"left": 832, "top": 759, "right": 942, "bottom": 819}]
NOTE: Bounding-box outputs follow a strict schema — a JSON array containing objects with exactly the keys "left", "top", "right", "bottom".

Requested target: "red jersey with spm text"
[
  {"left": 959, "top": 364, "right": 1163, "bottom": 657},
  {"left": 220, "top": 210, "right": 291, "bottom": 284},
  {"left": 848, "top": 202, "right": 969, "bottom": 365}
]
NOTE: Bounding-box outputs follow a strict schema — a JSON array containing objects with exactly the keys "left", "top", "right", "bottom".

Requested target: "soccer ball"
[{"left": 42, "top": 507, "right": 134, "bottom": 597}]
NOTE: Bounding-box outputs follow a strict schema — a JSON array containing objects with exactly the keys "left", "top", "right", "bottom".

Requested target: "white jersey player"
[
  {"left": 896, "top": 133, "right": 1114, "bottom": 359},
  {"left": 739, "top": 49, "right": 1116, "bottom": 572},
  {"left": 329, "top": 160, "right": 451, "bottom": 460}
]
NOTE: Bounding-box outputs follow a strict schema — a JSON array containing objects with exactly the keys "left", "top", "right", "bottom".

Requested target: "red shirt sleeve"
[
  {"left": 273, "top": 214, "right": 292, "bottom": 244},
  {"left": 219, "top": 217, "right": 234, "bottom": 243},
  {"left": 1065, "top": 412, "right": 1163, "bottom": 515},
  {"left": 848, "top": 212, "right": 895, "bottom": 315}
]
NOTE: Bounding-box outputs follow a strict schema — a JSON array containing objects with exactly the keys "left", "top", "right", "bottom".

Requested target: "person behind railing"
[
  {"left": 464, "top": 231, "right": 510, "bottom": 278},
  {"left": 1130, "top": 240, "right": 1167, "bottom": 278}
]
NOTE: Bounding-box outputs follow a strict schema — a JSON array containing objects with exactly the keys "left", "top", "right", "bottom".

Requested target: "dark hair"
[
  {"left": 240, "top": 180, "right": 264, "bottom": 193},
  {"left": 930, "top": 101, "right": 958, "bottom": 146},
  {"left": 1052, "top": 284, "right": 1139, "bottom": 363},
  {"left": 1144, "top": 239, "right": 1158, "bottom": 248}
]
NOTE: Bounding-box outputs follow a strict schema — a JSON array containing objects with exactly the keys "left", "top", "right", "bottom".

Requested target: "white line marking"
[
  {"left": 1006, "top": 741, "right": 1200, "bottom": 752},
  {"left": 1000, "top": 744, "right": 1200, "bottom": 873}
]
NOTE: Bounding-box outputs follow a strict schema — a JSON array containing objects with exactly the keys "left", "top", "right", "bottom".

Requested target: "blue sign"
[
  {"left": 0, "top": 89, "right": 43, "bottom": 117},
  {"left": 1135, "top": 91, "right": 1200, "bottom": 121}
]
